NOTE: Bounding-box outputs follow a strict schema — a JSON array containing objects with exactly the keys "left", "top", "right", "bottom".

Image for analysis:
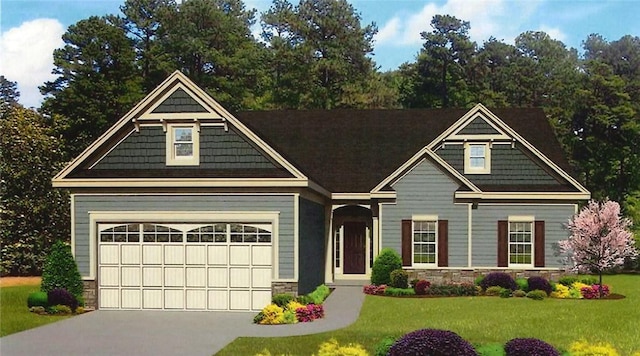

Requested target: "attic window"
[
  {"left": 464, "top": 142, "right": 490, "bottom": 174},
  {"left": 166, "top": 124, "right": 199, "bottom": 166}
]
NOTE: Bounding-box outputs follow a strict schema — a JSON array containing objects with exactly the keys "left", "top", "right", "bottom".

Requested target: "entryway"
[{"left": 332, "top": 205, "right": 373, "bottom": 278}]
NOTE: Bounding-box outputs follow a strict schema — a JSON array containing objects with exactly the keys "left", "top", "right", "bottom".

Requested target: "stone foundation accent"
[
  {"left": 405, "top": 269, "right": 568, "bottom": 284},
  {"left": 271, "top": 281, "right": 298, "bottom": 296},
  {"left": 82, "top": 280, "right": 97, "bottom": 309}
]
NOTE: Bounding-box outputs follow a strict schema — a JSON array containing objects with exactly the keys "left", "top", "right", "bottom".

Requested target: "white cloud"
[
  {"left": 0, "top": 19, "right": 65, "bottom": 108},
  {"left": 375, "top": 0, "right": 545, "bottom": 47},
  {"left": 374, "top": 17, "right": 401, "bottom": 44},
  {"left": 538, "top": 25, "right": 567, "bottom": 43}
]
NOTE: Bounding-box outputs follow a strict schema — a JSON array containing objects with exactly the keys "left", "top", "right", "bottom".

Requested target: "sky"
[{"left": 1, "top": 0, "right": 639, "bottom": 108}]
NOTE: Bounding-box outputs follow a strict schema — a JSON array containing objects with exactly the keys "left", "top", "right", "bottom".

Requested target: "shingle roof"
[{"left": 236, "top": 108, "right": 574, "bottom": 193}]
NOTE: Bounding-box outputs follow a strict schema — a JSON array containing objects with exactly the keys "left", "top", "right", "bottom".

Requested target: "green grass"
[
  {"left": 217, "top": 274, "right": 640, "bottom": 355},
  {"left": 0, "top": 285, "right": 71, "bottom": 337}
]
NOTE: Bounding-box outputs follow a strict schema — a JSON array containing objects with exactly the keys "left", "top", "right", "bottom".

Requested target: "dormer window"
[
  {"left": 464, "top": 142, "right": 490, "bottom": 174},
  {"left": 166, "top": 123, "right": 199, "bottom": 166}
]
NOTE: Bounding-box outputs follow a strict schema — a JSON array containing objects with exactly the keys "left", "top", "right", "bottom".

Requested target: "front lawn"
[
  {"left": 216, "top": 274, "right": 640, "bottom": 355},
  {"left": 0, "top": 283, "right": 71, "bottom": 337}
]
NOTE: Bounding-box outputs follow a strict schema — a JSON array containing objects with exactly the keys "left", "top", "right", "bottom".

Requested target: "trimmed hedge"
[{"left": 41, "top": 241, "right": 83, "bottom": 304}]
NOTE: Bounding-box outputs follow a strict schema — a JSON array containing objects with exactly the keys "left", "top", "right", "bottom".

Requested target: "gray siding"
[
  {"left": 436, "top": 144, "right": 561, "bottom": 186},
  {"left": 298, "top": 198, "right": 326, "bottom": 294},
  {"left": 93, "top": 126, "right": 280, "bottom": 170},
  {"left": 471, "top": 204, "right": 574, "bottom": 267},
  {"left": 73, "top": 195, "right": 295, "bottom": 279},
  {"left": 152, "top": 88, "right": 207, "bottom": 113},
  {"left": 381, "top": 159, "right": 469, "bottom": 267},
  {"left": 458, "top": 117, "right": 500, "bottom": 135}
]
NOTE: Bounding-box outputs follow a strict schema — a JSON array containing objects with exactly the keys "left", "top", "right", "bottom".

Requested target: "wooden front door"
[{"left": 343, "top": 222, "right": 366, "bottom": 274}]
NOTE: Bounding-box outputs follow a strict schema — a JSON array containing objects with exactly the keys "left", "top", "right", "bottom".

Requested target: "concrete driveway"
[{"left": 0, "top": 286, "right": 365, "bottom": 356}]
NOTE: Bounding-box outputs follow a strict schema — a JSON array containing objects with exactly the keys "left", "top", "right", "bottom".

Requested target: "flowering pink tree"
[{"left": 560, "top": 200, "right": 638, "bottom": 297}]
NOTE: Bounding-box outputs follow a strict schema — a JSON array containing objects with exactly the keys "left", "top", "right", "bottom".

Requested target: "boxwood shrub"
[
  {"left": 371, "top": 248, "right": 402, "bottom": 286},
  {"left": 526, "top": 290, "right": 547, "bottom": 300},
  {"left": 389, "top": 269, "right": 409, "bottom": 288},
  {"left": 27, "top": 291, "right": 48, "bottom": 308},
  {"left": 389, "top": 329, "right": 478, "bottom": 356}
]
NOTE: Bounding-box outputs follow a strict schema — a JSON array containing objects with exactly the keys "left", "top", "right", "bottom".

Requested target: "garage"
[{"left": 97, "top": 222, "right": 273, "bottom": 311}]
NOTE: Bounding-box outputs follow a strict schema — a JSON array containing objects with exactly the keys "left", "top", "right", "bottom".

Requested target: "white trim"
[
  {"left": 87, "top": 211, "right": 280, "bottom": 281},
  {"left": 293, "top": 194, "right": 300, "bottom": 281},
  {"left": 467, "top": 203, "right": 472, "bottom": 268},
  {"left": 506, "top": 217, "right": 534, "bottom": 268},
  {"left": 464, "top": 142, "right": 491, "bottom": 174},
  {"left": 508, "top": 215, "right": 535, "bottom": 222},
  {"left": 449, "top": 112, "right": 509, "bottom": 137},
  {"left": 324, "top": 204, "right": 334, "bottom": 284},
  {"left": 405, "top": 266, "right": 563, "bottom": 271},
  {"left": 54, "top": 178, "right": 310, "bottom": 188},
  {"left": 412, "top": 214, "right": 438, "bottom": 221},
  {"left": 166, "top": 123, "right": 200, "bottom": 166},
  {"left": 411, "top": 219, "right": 438, "bottom": 268},
  {"left": 70, "top": 194, "right": 76, "bottom": 259},
  {"left": 455, "top": 192, "right": 591, "bottom": 200},
  {"left": 139, "top": 112, "right": 222, "bottom": 120},
  {"left": 447, "top": 134, "right": 510, "bottom": 141}
]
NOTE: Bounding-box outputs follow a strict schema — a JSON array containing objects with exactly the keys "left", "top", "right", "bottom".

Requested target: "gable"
[
  {"left": 151, "top": 88, "right": 208, "bottom": 113},
  {"left": 456, "top": 116, "right": 500, "bottom": 135}
]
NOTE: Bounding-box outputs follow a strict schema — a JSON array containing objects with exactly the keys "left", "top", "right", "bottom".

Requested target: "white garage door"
[{"left": 98, "top": 222, "right": 272, "bottom": 311}]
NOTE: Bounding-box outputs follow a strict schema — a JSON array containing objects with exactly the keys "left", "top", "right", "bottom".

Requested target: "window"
[
  {"left": 464, "top": 143, "right": 490, "bottom": 174},
  {"left": 508, "top": 220, "right": 533, "bottom": 266},
  {"left": 413, "top": 220, "right": 437, "bottom": 265},
  {"left": 166, "top": 124, "right": 199, "bottom": 165}
]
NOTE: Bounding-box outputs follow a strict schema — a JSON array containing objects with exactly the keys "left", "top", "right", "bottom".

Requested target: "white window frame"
[
  {"left": 508, "top": 216, "right": 534, "bottom": 268},
  {"left": 412, "top": 215, "right": 438, "bottom": 267},
  {"left": 464, "top": 142, "right": 491, "bottom": 174},
  {"left": 166, "top": 123, "right": 200, "bottom": 166}
]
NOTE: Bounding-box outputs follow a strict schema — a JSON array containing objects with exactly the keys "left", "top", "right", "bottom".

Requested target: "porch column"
[{"left": 324, "top": 204, "right": 334, "bottom": 284}]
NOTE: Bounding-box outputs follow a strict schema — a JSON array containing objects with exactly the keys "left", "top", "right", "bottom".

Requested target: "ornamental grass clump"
[
  {"left": 527, "top": 276, "right": 552, "bottom": 295},
  {"left": 504, "top": 338, "right": 560, "bottom": 356},
  {"left": 480, "top": 272, "right": 517, "bottom": 291},
  {"left": 388, "top": 329, "right": 478, "bottom": 356}
]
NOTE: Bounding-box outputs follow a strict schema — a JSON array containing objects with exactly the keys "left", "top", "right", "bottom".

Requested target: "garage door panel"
[
  {"left": 164, "top": 245, "right": 184, "bottom": 265},
  {"left": 208, "top": 246, "right": 227, "bottom": 265},
  {"left": 208, "top": 267, "right": 228, "bottom": 287},
  {"left": 186, "top": 267, "right": 206, "bottom": 287},
  {"left": 143, "top": 267, "right": 162, "bottom": 287},
  {"left": 253, "top": 290, "right": 272, "bottom": 311},
  {"left": 121, "top": 245, "right": 140, "bottom": 264},
  {"left": 100, "top": 289, "right": 119, "bottom": 308},
  {"left": 252, "top": 246, "right": 272, "bottom": 266},
  {"left": 121, "top": 289, "right": 141, "bottom": 309},
  {"left": 186, "top": 290, "right": 206, "bottom": 310},
  {"left": 208, "top": 290, "right": 228, "bottom": 310},
  {"left": 230, "top": 290, "right": 251, "bottom": 310},
  {"left": 121, "top": 267, "right": 141, "bottom": 287},
  {"left": 100, "top": 245, "right": 119, "bottom": 264},
  {"left": 143, "top": 289, "right": 162, "bottom": 309},
  {"left": 164, "top": 267, "right": 184, "bottom": 287},
  {"left": 143, "top": 245, "right": 162, "bottom": 264},
  {"left": 229, "top": 267, "right": 250, "bottom": 288},
  {"left": 100, "top": 266, "right": 119, "bottom": 287},
  {"left": 186, "top": 245, "right": 206, "bottom": 265},
  {"left": 252, "top": 268, "right": 272, "bottom": 288},
  {"left": 229, "top": 246, "right": 250, "bottom": 265},
  {"left": 164, "top": 290, "right": 184, "bottom": 309}
]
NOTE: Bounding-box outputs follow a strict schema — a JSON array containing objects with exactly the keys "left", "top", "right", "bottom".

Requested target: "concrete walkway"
[{"left": 0, "top": 286, "right": 365, "bottom": 356}]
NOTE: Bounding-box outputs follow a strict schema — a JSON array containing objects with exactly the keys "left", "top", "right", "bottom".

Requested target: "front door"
[{"left": 343, "top": 221, "right": 366, "bottom": 274}]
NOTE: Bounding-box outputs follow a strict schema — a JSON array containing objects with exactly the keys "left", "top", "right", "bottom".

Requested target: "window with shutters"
[
  {"left": 413, "top": 220, "right": 437, "bottom": 265},
  {"left": 509, "top": 220, "right": 533, "bottom": 266}
]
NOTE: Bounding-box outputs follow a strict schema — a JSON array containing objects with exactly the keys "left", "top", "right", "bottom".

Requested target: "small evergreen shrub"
[
  {"left": 558, "top": 275, "right": 578, "bottom": 287},
  {"left": 504, "top": 338, "right": 560, "bottom": 356},
  {"left": 383, "top": 287, "right": 415, "bottom": 296},
  {"left": 426, "top": 283, "right": 478, "bottom": 297},
  {"left": 27, "top": 291, "right": 48, "bottom": 308},
  {"left": 528, "top": 276, "right": 552, "bottom": 295},
  {"left": 389, "top": 268, "right": 409, "bottom": 288},
  {"left": 476, "top": 343, "right": 506, "bottom": 356},
  {"left": 515, "top": 278, "right": 528, "bottom": 291},
  {"left": 414, "top": 279, "right": 431, "bottom": 295},
  {"left": 48, "top": 304, "right": 72, "bottom": 315},
  {"left": 480, "top": 272, "right": 517, "bottom": 291},
  {"left": 389, "top": 329, "right": 478, "bottom": 356},
  {"left": 485, "top": 286, "right": 504, "bottom": 296},
  {"left": 499, "top": 288, "right": 512, "bottom": 298},
  {"left": 271, "top": 293, "right": 295, "bottom": 307},
  {"left": 526, "top": 290, "right": 547, "bottom": 300},
  {"left": 513, "top": 290, "right": 526, "bottom": 298},
  {"left": 579, "top": 276, "right": 597, "bottom": 285},
  {"left": 253, "top": 311, "right": 265, "bottom": 323},
  {"left": 474, "top": 275, "right": 485, "bottom": 286},
  {"left": 374, "top": 337, "right": 396, "bottom": 356},
  {"left": 41, "top": 241, "right": 84, "bottom": 304},
  {"left": 307, "top": 284, "right": 331, "bottom": 304},
  {"left": 371, "top": 248, "right": 402, "bottom": 286},
  {"left": 47, "top": 288, "right": 78, "bottom": 311},
  {"left": 296, "top": 295, "right": 313, "bottom": 305},
  {"left": 569, "top": 339, "right": 621, "bottom": 356}
]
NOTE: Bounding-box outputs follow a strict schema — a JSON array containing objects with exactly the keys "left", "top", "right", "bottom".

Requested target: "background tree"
[
  {"left": 560, "top": 200, "right": 638, "bottom": 296},
  {"left": 40, "top": 16, "right": 143, "bottom": 159},
  {"left": 0, "top": 76, "right": 20, "bottom": 114},
  {"left": 0, "top": 106, "right": 70, "bottom": 276}
]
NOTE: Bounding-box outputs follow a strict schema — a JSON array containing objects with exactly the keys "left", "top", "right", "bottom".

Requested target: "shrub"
[
  {"left": 485, "top": 286, "right": 504, "bottom": 296},
  {"left": 47, "top": 288, "right": 78, "bottom": 311},
  {"left": 317, "top": 338, "right": 368, "bottom": 356},
  {"left": 550, "top": 283, "right": 570, "bottom": 298},
  {"left": 527, "top": 276, "right": 552, "bottom": 295},
  {"left": 308, "top": 284, "right": 331, "bottom": 305},
  {"left": 389, "top": 268, "right": 409, "bottom": 288},
  {"left": 285, "top": 300, "right": 305, "bottom": 312},
  {"left": 581, "top": 284, "right": 611, "bottom": 299},
  {"left": 426, "top": 283, "right": 478, "bottom": 297},
  {"left": 476, "top": 343, "right": 506, "bottom": 356},
  {"left": 499, "top": 288, "right": 512, "bottom": 298},
  {"left": 383, "top": 287, "right": 415, "bottom": 296},
  {"left": 253, "top": 311, "right": 265, "bottom": 323},
  {"left": 295, "top": 303, "right": 324, "bottom": 322},
  {"left": 371, "top": 248, "right": 402, "bottom": 286},
  {"left": 474, "top": 275, "right": 485, "bottom": 286},
  {"left": 29, "top": 306, "right": 46, "bottom": 314},
  {"left": 409, "top": 279, "right": 420, "bottom": 289},
  {"left": 41, "top": 241, "right": 84, "bottom": 304},
  {"left": 579, "top": 276, "right": 598, "bottom": 285},
  {"left": 388, "top": 329, "right": 478, "bottom": 356},
  {"left": 282, "top": 309, "right": 297, "bottom": 324},
  {"left": 558, "top": 275, "right": 578, "bottom": 287},
  {"left": 374, "top": 337, "right": 396, "bottom": 356},
  {"left": 515, "top": 278, "right": 528, "bottom": 291},
  {"left": 363, "top": 284, "right": 386, "bottom": 295},
  {"left": 414, "top": 279, "right": 431, "bottom": 295},
  {"left": 48, "top": 304, "right": 72, "bottom": 315},
  {"left": 27, "top": 291, "right": 48, "bottom": 308},
  {"left": 526, "top": 290, "right": 547, "bottom": 300},
  {"left": 569, "top": 340, "right": 620, "bottom": 356},
  {"left": 504, "top": 338, "right": 559, "bottom": 356},
  {"left": 258, "top": 304, "right": 284, "bottom": 325},
  {"left": 480, "top": 272, "right": 517, "bottom": 291},
  {"left": 296, "top": 295, "right": 314, "bottom": 305},
  {"left": 271, "top": 293, "right": 295, "bottom": 308}
]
